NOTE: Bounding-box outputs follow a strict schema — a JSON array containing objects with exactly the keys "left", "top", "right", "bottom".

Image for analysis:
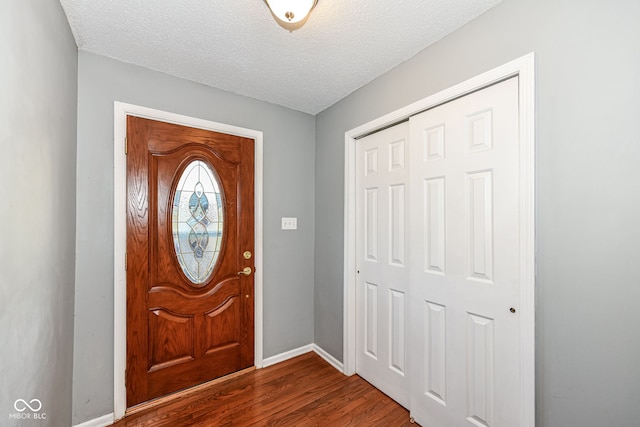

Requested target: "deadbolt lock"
[{"left": 243, "top": 251, "right": 252, "bottom": 260}]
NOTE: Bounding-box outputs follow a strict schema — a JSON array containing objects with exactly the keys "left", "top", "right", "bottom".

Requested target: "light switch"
[{"left": 281, "top": 217, "right": 297, "bottom": 230}]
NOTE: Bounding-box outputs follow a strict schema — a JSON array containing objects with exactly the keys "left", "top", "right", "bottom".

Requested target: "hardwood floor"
[{"left": 111, "top": 352, "right": 414, "bottom": 426}]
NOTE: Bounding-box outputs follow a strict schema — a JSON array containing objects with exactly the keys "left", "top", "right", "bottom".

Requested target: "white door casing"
[
  {"left": 408, "top": 77, "right": 520, "bottom": 426},
  {"left": 344, "top": 53, "right": 535, "bottom": 427},
  {"left": 356, "top": 122, "right": 410, "bottom": 408}
]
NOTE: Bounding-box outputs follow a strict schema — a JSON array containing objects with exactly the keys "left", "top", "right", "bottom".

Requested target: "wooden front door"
[{"left": 126, "top": 116, "right": 255, "bottom": 408}]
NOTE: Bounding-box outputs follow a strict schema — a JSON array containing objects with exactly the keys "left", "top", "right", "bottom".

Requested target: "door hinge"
[
  {"left": 125, "top": 137, "right": 128, "bottom": 155},
  {"left": 125, "top": 252, "right": 127, "bottom": 270}
]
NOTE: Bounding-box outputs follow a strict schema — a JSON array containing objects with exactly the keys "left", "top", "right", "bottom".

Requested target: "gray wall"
[
  {"left": 72, "top": 52, "right": 315, "bottom": 424},
  {"left": 0, "top": 1, "right": 78, "bottom": 426},
  {"left": 314, "top": 0, "right": 640, "bottom": 426}
]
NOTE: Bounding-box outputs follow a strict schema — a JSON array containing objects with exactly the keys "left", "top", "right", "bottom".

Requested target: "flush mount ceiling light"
[{"left": 264, "top": 0, "right": 318, "bottom": 29}]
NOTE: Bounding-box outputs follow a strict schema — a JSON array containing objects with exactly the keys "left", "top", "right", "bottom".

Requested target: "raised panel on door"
[
  {"left": 365, "top": 282, "right": 379, "bottom": 358},
  {"left": 467, "top": 313, "right": 495, "bottom": 427},
  {"left": 389, "top": 288, "right": 406, "bottom": 375},
  {"left": 356, "top": 122, "right": 410, "bottom": 408},
  {"left": 148, "top": 310, "right": 194, "bottom": 371},
  {"left": 424, "top": 300, "right": 447, "bottom": 406},
  {"left": 409, "top": 77, "right": 521, "bottom": 426}
]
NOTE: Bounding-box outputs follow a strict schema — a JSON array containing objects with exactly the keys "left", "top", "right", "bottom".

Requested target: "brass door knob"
[{"left": 238, "top": 267, "right": 253, "bottom": 276}]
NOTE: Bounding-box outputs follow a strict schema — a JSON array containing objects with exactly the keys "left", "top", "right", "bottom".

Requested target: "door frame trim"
[
  {"left": 113, "top": 102, "right": 264, "bottom": 420},
  {"left": 343, "top": 53, "right": 535, "bottom": 426}
]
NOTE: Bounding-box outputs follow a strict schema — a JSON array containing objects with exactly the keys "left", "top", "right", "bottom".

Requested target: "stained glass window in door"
[{"left": 172, "top": 160, "right": 224, "bottom": 285}]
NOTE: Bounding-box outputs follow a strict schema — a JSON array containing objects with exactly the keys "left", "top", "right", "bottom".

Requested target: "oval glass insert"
[{"left": 172, "top": 160, "right": 224, "bottom": 285}]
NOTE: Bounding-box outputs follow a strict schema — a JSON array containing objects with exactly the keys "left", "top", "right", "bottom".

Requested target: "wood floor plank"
[
  {"left": 267, "top": 375, "right": 371, "bottom": 424},
  {"left": 231, "top": 367, "right": 345, "bottom": 425},
  {"left": 214, "top": 359, "right": 339, "bottom": 425},
  {"left": 110, "top": 352, "right": 415, "bottom": 426}
]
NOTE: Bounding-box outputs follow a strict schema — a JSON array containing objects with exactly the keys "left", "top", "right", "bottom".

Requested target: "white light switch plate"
[{"left": 281, "top": 217, "right": 297, "bottom": 230}]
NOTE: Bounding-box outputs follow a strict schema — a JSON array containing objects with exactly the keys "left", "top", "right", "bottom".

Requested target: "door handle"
[{"left": 238, "top": 267, "right": 253, "bottom": 276}]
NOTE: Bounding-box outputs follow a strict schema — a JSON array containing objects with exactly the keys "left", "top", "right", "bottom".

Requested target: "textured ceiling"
[{"left": 60, "top": 0, "right": 502, "bottom": 115}]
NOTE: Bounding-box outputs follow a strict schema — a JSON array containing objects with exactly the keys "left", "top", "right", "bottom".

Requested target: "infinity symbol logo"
[{"left": 14, "top": 399, "right": 42, "bottom": 412}]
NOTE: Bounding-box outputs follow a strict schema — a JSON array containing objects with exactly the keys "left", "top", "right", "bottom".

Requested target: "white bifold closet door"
[
  {"left": 408, "top": 76, "right": 520, "bottom": 427},
  {"left": 356, "top": 122, "right": 410, "bottom": 408},
  {"left": 356, "top": 76, "right": 521, "bottom": 426}
]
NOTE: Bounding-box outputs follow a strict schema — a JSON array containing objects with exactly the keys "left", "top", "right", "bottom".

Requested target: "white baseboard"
[
  {"left": 262, "top": 344, "right": 314, "bottom": 367},
  {"left": 262, "top": 343, "right": 344, "bottom": 373},
  {"left": 312, "top": 344, "right": 344, "bottom": 373},
  {"left": 73, "top": 413, "right": 114, "bottom": 427}
]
